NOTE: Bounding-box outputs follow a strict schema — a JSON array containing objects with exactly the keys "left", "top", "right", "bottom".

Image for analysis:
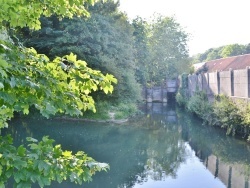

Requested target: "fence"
[{"left": 188, "top": 67, "right": 250, "bottom": 100}]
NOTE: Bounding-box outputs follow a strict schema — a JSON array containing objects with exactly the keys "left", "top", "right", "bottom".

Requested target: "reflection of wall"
[
  {"left": 204, "top": 155, "right": 250, "bottom": 188},
  {"left": 146, "top": 103, "right": 177, "bottom": 123}
]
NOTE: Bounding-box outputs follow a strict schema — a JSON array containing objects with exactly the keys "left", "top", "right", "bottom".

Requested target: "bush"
[
  {"left": 187, "top": 91, "right": 212, "bottom": 120},
  {"left": 81, "top": 101, "right": 139, "bottom": 120},
  {"left": 213, "top": 95, "right": 243, "bottom": 136},
  {"left": 82, "top": 101, "right": 110, "bottom": 120},
  {"left": 176, "top": 88, "right": 187, "bottom": 106},
  {"left": 112, "top": 103, "right": 138, "bottom": 119},
  {"left": 181, "top": 86, "right": 250, "bottom": 140},
  {"left": 176, "top": 74, "right": 188, "bottom": 107}
]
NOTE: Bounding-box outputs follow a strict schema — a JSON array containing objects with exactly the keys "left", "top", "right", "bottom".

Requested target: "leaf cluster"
[
  {"left": 0, "top": 0, "right": 100, "bottom": 30},
  {"left": 183, "top": 91, "right": 250, "bottom": 140},
  {"left": 133, "top": 15, "right": 190, "bottom": 85},
  {"left": 0, "top": 135, "right": 109, "bottom": 187},
  {"left": 192, "top": 43, "right": 250, "bottom": 63},
  {"left": 0, "top": 37, "right": 116, "bottom": 128},
  {"left": 22, "top": 2, "right": 142, "bottom": 103}
]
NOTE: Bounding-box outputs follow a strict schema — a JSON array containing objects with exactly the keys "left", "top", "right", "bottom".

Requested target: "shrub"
[
  {"left": 82, "top": 101, "right": 110, "bottom": 120},
  {"left": 176, "top": 88, "right": 187, "bottom": 107},
  {"left": 176, "top": 74, "right": 188, "bottom": 107},
  {"left": 187, "top": 91, "right": 212, "bottom": 120},
  {"left": 112, "top": 103, "right": 138, "bottom": 119},
  {"left": 213, "top": 95, "right": 243, "bottom": 136}
]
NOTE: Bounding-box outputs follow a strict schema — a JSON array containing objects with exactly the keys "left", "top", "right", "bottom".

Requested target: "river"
[{"left": 3, "top": 103, "right": 250, "bottom": 188}]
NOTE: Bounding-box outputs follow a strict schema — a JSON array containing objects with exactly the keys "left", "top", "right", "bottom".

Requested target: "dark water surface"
[{"left": 3, "top": 103, "right": 250, "bottom": 188}]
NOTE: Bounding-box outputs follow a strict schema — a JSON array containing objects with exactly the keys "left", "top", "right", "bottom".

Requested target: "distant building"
[{"left": 194, "top": 54, "right": 250, "bottom": 73}]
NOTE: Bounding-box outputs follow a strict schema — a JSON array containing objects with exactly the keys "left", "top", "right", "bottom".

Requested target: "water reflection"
[{"left": 2, "top": 103, "right": 250, "bottom": 188}]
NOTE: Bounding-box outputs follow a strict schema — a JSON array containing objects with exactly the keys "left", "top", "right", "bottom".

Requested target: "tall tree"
[
  {"left": 192, "top": 43, "right": 249, "bottom": 63},
  {"left": 22, "top": 0, "right": 142, "bottom": 103},
  {"left": 148, "top": 15, "right": 189, "bottom": 85},
  {"left": 132, "top": 17, "right": 151, "bottom": 85},
  {"left": 220, "top": 44, "right": 245, "bottom": 58}
]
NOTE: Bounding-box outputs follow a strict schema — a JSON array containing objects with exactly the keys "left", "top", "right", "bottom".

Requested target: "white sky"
[{"left": 118, "top": 0, "right": 250, "bottom": 56}]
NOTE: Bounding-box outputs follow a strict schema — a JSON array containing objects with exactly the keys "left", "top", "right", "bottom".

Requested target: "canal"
[{"left": 3, "top": 103, "right": 250, "bottom": 188}]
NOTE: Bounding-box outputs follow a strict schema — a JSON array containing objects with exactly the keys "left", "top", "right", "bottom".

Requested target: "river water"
[{"left": 3, "top": 103, "right": 250, "bottom": 188}]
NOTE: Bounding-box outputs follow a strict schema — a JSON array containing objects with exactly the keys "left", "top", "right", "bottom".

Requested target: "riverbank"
[
  {"left": 54, "top": 112, "right": 128, "bottom": 124},
  {"left": 176, "top": 90, "right": 250, "bottom": 142}
]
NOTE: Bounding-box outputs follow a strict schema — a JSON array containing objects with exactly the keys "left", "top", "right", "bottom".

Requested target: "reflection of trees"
[
  {"left": 129, "top": 111, "right": 187, "bottom": 183},
  {"left": 6, "top": 103, "right": 246, "bottom": 187},
  {"left": 7, "top": 104, "right": 250, "bottom": 187},
  {"left": 3, "top": 104, "right": 188, "bottom": 188}
]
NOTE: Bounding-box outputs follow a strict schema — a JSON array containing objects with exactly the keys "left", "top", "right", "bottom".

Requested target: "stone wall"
[
  {"left": 143, "top": 79, "right": 178, "bottom": 102},
  {"left": 188, "top": 67, "right": 250, "bottom": 99},
  {"left": 233, "top": 69, "right": 249, "bottom": 98},
  {"left": 145, "top": 87, "right": 168, "bottom": 102}
]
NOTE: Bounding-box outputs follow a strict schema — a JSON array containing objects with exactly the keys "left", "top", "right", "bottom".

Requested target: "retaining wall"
[
  {"left": 188, "top": 67, "right": 250, "bottom": 99},
  {"left": 143, "top": 79, "right": 178, "bottom": 102}
]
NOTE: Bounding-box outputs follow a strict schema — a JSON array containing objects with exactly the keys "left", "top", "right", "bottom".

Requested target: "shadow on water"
[{"left": 2, "top": 103, "right": 250, "bottom": 188}]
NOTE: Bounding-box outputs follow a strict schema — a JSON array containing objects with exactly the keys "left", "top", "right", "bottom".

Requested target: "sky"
[{"left": 118, "top": 0, "right": 250, "bottom": 56}]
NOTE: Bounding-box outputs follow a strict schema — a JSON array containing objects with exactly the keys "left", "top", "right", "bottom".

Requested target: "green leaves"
[
  {"left": 0, "top": 0, "right": 98, "bottom": 30},
  {"left": 0, "top": 35, "right": 117, "bottom": 128},
  {"left": 0, "top": 135, "right": 109, "bottom": 187}
]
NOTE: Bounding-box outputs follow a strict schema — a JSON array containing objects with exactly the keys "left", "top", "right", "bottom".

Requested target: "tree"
[
  {"left": 147, "top": 15, "right": 189, "bottom": 85},
  {"left": 0, "top": 0, "right": 97, "bottom": 30},
  {"left": 220, "top": 44, "right": 245, "bottom": 58},
  {"left": 132, "top": 17, "right": 151, "bottom": 85},
  {"left": 192, "top": 43, "right": 249, "bottom": 63},
  {"left": 21, "top": 0, "right": 142, "bottom": 103},
  {"left": 0, "top": 0, "right": 117, "bottom": 186}
]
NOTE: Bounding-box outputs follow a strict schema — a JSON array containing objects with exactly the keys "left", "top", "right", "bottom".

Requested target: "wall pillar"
[
  {"left": 217, "top": 71, "right": 220, "bottom": 95},
  {"left": 230, "top": 68, "right": 234, "bottom": 97},
  {"left": 248, "top": 67, "right": 250, "bottom": 98}
]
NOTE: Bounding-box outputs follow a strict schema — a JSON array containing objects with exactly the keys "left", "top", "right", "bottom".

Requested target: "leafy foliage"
[
  {"left": 184, "top": 91, "right": 250, "bottom": 140},
  {"left": 147, "top": 15, "right": 189, "bottom": 84},
  {"left": 0, "top": 135, "right": 109, "bottom": 187},
  {"left": 21, "top": 1, "right": 142, "bottom": 103},
  {"left": 132, "top": 17, "right": 151, "bottom": 85},
  {"left": 192, "top": 43, "right": 250, "bottom": 63},
  {"left": 0, "top": 35, "right": 116, "bottom": 128},
  {"left": 187, "top": 91, "right": 212, "bottom": 120},
  {"left": 0, "top": 0, "right": 100, "bottom": 30},
  {"left": 176, "top": 74, "right": 188, "bottom": 106},
  {"left": 213, "top": 95, "right": 243, "bottom": 136},
  {"left": 0, "top": 0, "right": 116, "bottom": 186}
]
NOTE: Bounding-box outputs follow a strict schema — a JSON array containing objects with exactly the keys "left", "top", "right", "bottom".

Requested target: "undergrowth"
[{"left": 177, "top": 89, "right": 250, "bottom": 141}]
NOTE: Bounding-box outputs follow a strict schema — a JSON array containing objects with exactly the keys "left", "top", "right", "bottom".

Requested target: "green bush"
[
  {"left": 176, "top": 88, "right": 187, "bottom": 106},
  {"left": 213, "top": 95, "right": 243, "bottom": 136},
  {"left": 187, "top": 91, "right": 212, "bottom": 120},
  {"left": 82, "top": 101, "right": 110, "bottom": 120},
  {"left": 81, "top": 102, "right": 138, "bottom": 120},
  {"left": 112, "top": 103, "right": 138, "bottom": 120},
  {"left": 181, "top": 84, "right": 250, "bottom": 140},
  {"left": 176, "top": 74, "right": 188, "bottom": 107}
]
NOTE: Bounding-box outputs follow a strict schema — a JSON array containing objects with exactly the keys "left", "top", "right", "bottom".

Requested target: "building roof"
[
  {"left": 195, "top": 54, "right": 250, "bottom": 73},
  {"left": 193, "top": 62, "right": 206, "bottom": 72}
]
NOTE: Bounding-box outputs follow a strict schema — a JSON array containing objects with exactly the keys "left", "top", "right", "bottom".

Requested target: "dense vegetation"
[
  {"left": 132, "top": 15, "right": 190, "bottom": 85},
  {"left": 20, "top": 1, "right": 190, "bottom": 88},
  {"left": 0, "top": 0, "right": 117, "bottom": 187},
  {"left": 192, "top": 43, "right": 250, "bottom": 63},
  {"left": 0, "top": 0, "right": 191, "bottom": 187},
  {"left": 176, "top": 80, "right": 250, "bottom": 141}
]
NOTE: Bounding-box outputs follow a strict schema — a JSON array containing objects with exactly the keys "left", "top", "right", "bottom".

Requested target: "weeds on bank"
[
  {"left": 179, "top": 91, "right": 250, "bottom": 141},
  {"left": 82, "top": 101, "right": 138, "bottom": 120}
]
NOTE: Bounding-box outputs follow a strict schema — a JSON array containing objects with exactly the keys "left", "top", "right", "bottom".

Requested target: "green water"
[{"left": 3, "top": 103, "right": 250, "bottom": 188}]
